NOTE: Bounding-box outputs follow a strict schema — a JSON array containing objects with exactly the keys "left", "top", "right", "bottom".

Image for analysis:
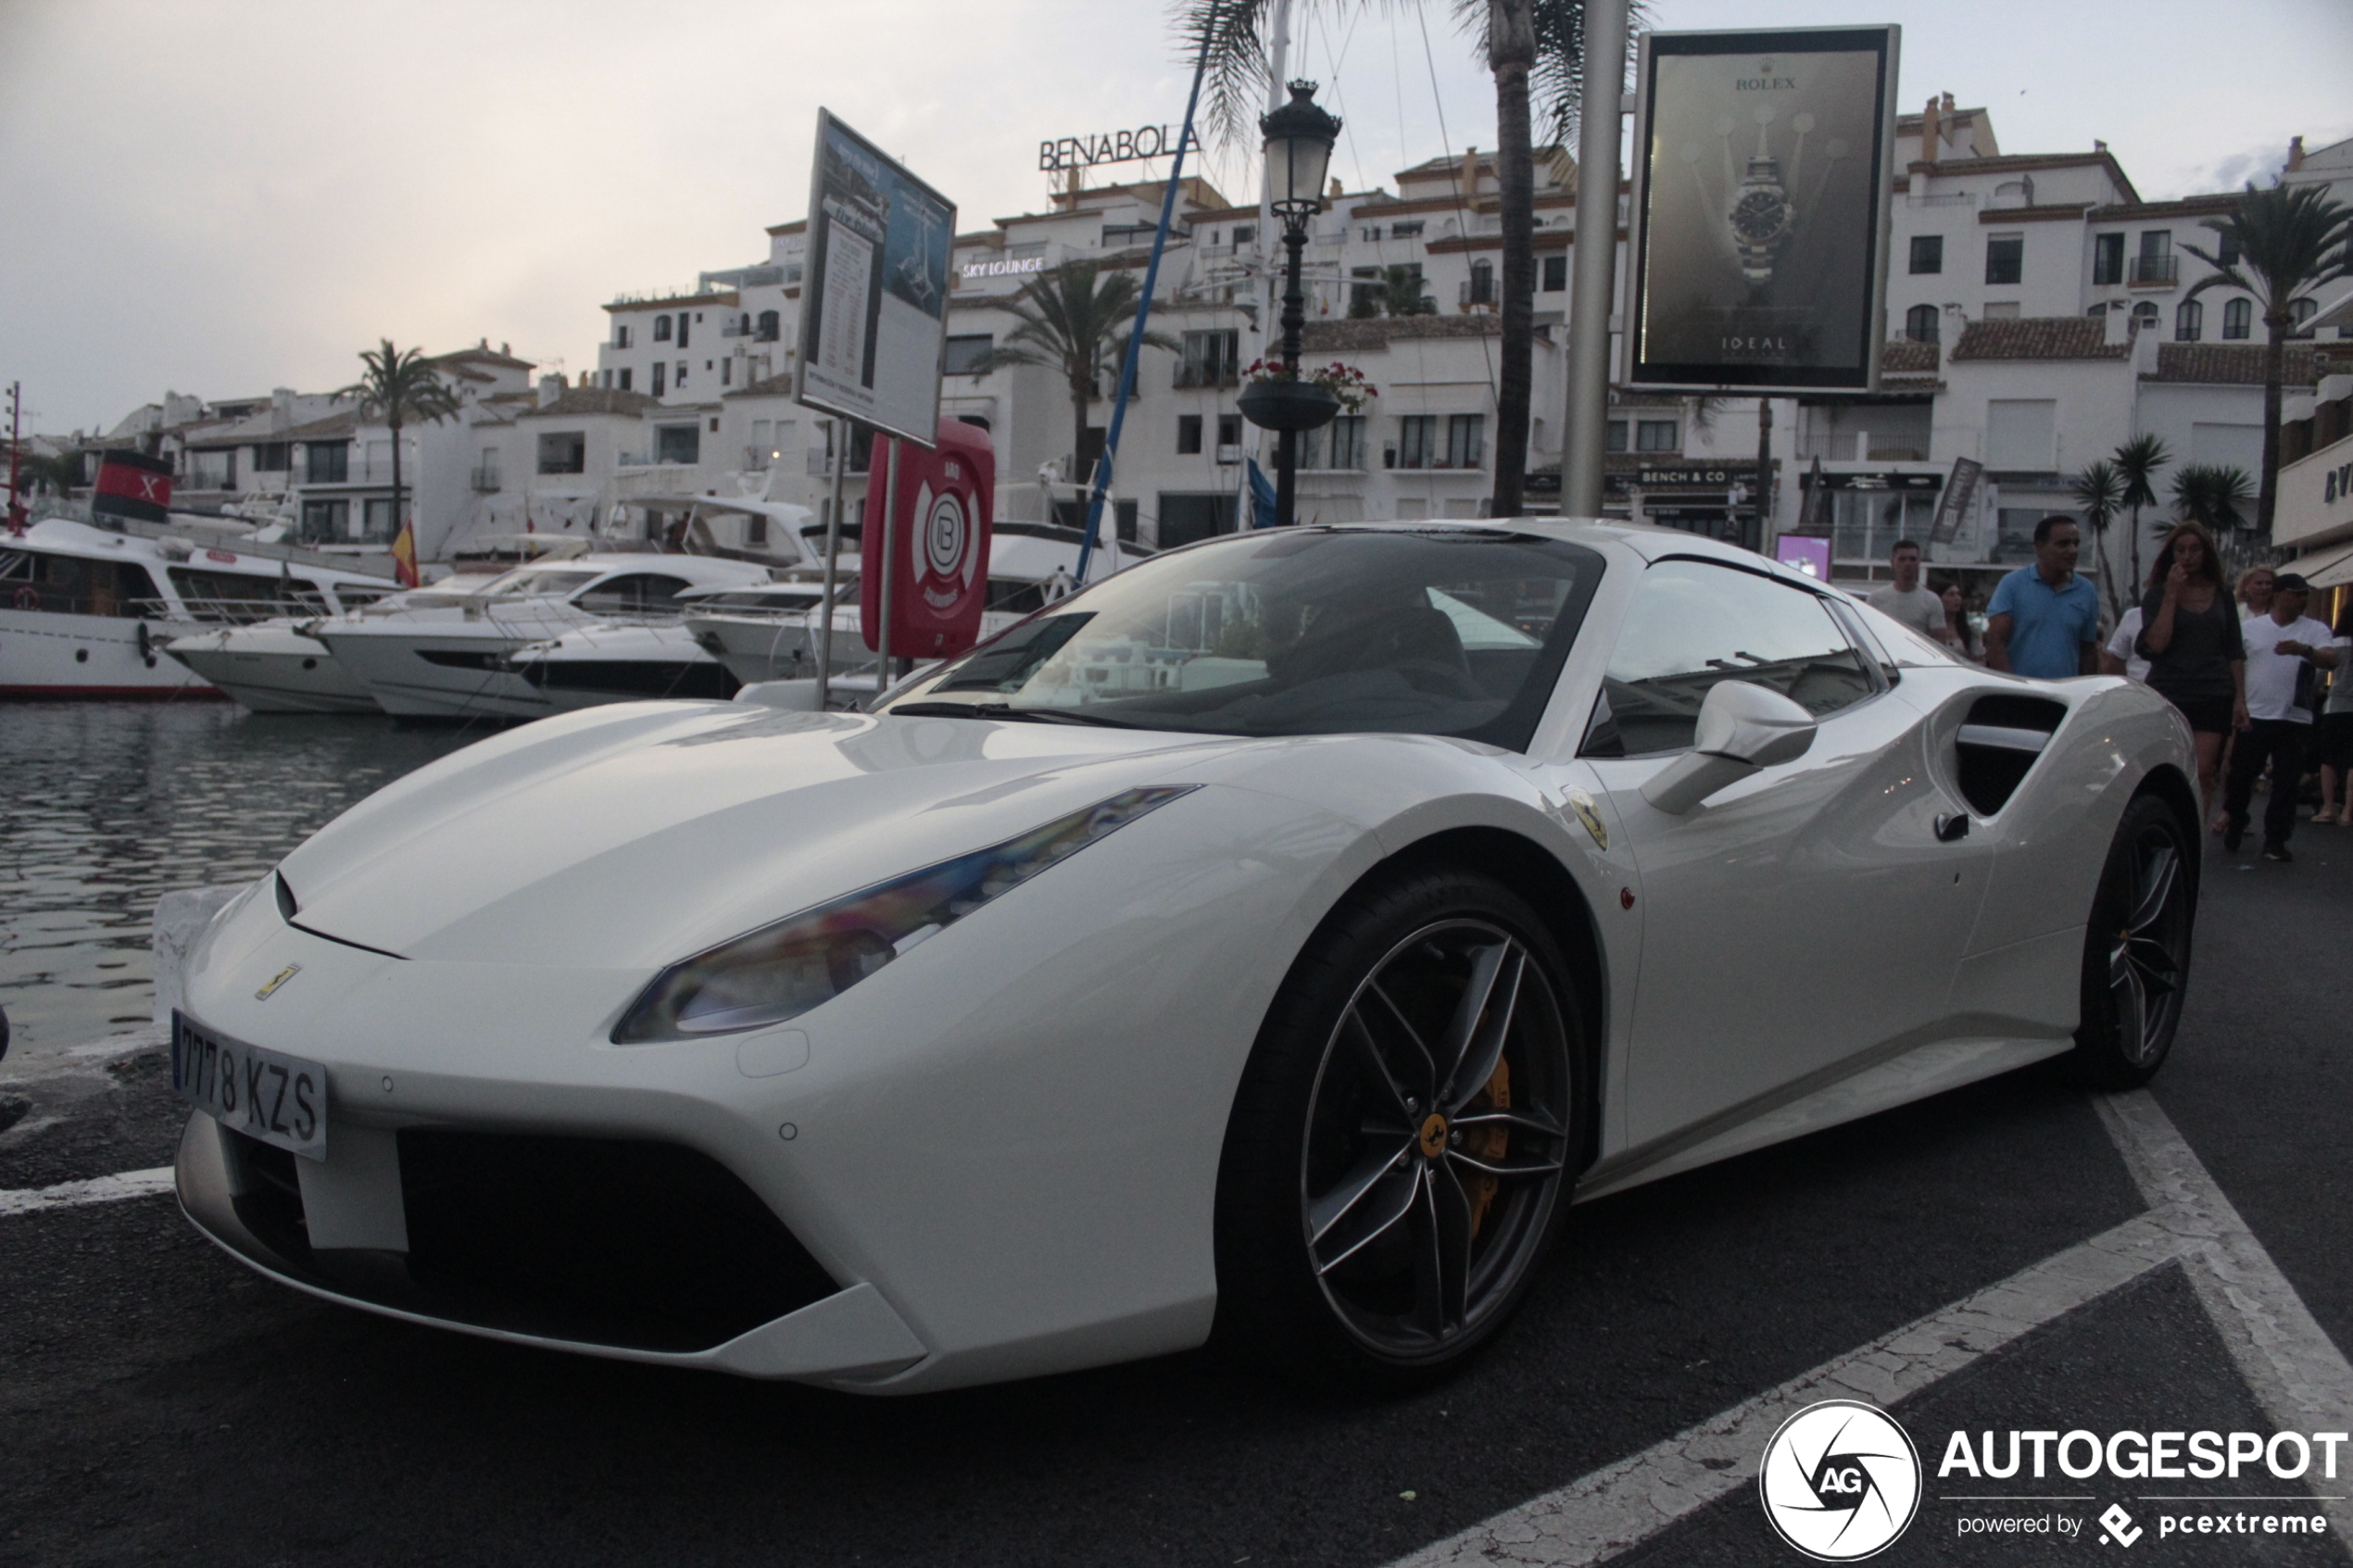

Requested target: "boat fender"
[
  {"left": 11, "top": 584, "right": 36, "bottom": 611},
  {"left": 136, "top": 621, "right": 156, "bottom": 667}
]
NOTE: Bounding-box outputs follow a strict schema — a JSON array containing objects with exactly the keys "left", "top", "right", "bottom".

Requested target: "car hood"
[{"left": 277, "top": 702, "right": 1270, "bottom": 969}]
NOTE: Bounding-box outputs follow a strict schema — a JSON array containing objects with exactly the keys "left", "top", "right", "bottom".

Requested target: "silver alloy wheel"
[
  {"left": 2108, "top": 825, "right": 2190, "bottom": 1067},
  {"left": 1301, "top": 918, "right": 1572, "bottom": 1360}
]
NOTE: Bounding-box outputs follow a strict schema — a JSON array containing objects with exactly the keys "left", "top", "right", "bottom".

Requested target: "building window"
[
  {"left": 1176, "top": 330, "right": 1240, "bottom": 387},
  {"left": 721, "top": 358, "right": 732, "bottom": 386},
  {"left": 361, "top": 497, "right": 397, "bottom": 543},
  {"left": 676, "top": 314, "right": 690, "bottom": 349},
  {"left": 757, "top": 309, "right": 780, "bottom": 342},
  {"left": 473, "top": 447, "right": 501, "bottom": 491},
  {"left": 297, "top": 498, "right": 349, "bottom": 542},
  {"left": 651, "top": 361, "right": 666, "bottom": 396},
  {"left": 1446, "top": 414, "right": 1486, "bottom": 468},
  {"left": 2217, "top": 230, "right": 2242, "bottom": 268},
  {"left": 1398, "top": 416, "right": 1437, "bottom": 470},
  {"left": 2291, "top": 297, "right": 2318, "bottom": 335},
  {"left": 304, "top": 441, "right": 348, "bottom": 483},
  {"left": 1634, "top": 419, "right": 1677, "bottom": 454},
  {"left": 1467, "top": 258, "right": 1495, "bottom": 306},
  {"left": 1232, "top": 223, "right": 1258, "bottom": 245},
  {"left": 1905, "top": 304, "right": 1940, "bottom": 344},
  {"left": 676, "top": 361, "right": 687, "bottom": 387},
  {"left": 2093, "top": 232, "right": 2124, "bottom": 286},
  {"left": 1176, "top": 414, "right": 1202, "bottom": 455},
  {"left": 1984, "top": 235, "right": 2023, "bottom": 286},
  {"left": 1215, "top": 413, "right": 1242, "bottom": 449},
  {"left": 1389, "top": 220, "right": 1422, "bottom": 238},
  {"left": 656, "top": 425, "right": 700, "bottom": 464},
  {"left": 1542, "top": 254, "right": 1567, "bottom": 292},
  {"left": 184, "top": 449, "right": 235, "bottom": 489},
  {"left": 2223, "top": 298, "right": 2252, "bottom": 340},
  {"left": 2131, "top": 300, "right": 2160, "bottom": 332},
  {"left": 2132, "top": 232, "right": 2177, "bottom": 285},
  {"left": 616, "top": 324, "right": 634, "bottom": 348},
  {"left": 2175, "top": 299, "right": 2203, "bottom": 342},
  {"left": 944, "top": 333, "right": 994, "bottom": 375},
  {"left": 619, "top": 367, "right": 633, "bottom": 392},
  {"left": 251, "top": 442, "right": 290, "bottom": 472},
  {"left": 1606, "top": 420, "right": 1629, "bottom": 453},
  {"left": 537, "top": 432, "right": 586, "bottom": 474},
  {"left": 1982, "top": 301, "right": 2020, "bottom": 320},
  {"left": 1908, "top": 235, "right": 1944, "bottom": 275},
  {"left": 654, "top": 315, "right": 673, "bottom": 342},
  {"left": 1298, "top": 415, "right": 1365, "bottom": 471}
]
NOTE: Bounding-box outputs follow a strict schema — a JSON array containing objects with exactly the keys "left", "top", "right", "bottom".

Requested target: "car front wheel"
[
  {"left": 2068, "top": 793, "right": 2196, "bottom": 1088},
  {"left": 1214, "top": 868, "right": 1584, "bottom": 1391}
]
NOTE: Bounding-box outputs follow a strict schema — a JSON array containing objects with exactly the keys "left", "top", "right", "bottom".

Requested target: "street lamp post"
[{"left": 1240, "top": 81, "right": 1341, "bottom": 528}]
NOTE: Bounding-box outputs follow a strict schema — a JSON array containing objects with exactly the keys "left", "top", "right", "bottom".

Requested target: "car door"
[{"left": 1576, "top": 558, "right": 1990, "bottom": 1148}]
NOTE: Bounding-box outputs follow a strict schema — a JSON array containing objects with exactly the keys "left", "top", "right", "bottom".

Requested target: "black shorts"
[
  {"left": 2317, "top": 710, "right": 2353, "bottom": 770},
  {"left": 2159, "top": 690, "right": 2235, "bottom": 735}
]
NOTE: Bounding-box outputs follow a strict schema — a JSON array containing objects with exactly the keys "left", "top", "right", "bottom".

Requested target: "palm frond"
[{"left": 1171, "top": 0, "right": 1278, "bottom": 155}]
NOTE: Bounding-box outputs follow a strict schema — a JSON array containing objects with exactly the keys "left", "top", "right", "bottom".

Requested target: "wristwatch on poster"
[{"left": 1730, "top": 155, "right": 1793, "bottom": 287}]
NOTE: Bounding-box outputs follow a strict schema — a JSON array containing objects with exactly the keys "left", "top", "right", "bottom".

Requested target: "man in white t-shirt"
[
  {"left": 2101, "top": 605, "right": 2150, "bottom": 683},
  {"left": 1864, "top": 539, "right": 1950, "bottom": 645},
  {"left": 2223, "top": 572, "right": 2341, "bottom": 860}
]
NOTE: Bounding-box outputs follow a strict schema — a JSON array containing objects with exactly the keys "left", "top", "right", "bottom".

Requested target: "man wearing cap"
[{"left": 2224, "top": 572, "right": 2341, "bottom": 861}]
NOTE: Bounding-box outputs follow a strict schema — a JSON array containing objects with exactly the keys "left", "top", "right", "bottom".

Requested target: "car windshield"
[
  {"left": 880, "top": 528, "right": 1601, "bottom": 750},
  {"left": 476, "top": 568, "right": 603, "bottom": 599}
]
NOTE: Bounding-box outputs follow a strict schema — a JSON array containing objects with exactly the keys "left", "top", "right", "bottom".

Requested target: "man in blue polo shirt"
[{"left": 1985, "top": 516, "right": 2101, "bottom": 678}]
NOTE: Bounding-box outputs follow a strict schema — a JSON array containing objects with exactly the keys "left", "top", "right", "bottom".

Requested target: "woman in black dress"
[{"left": 2135, "top": 521, "right": 2246, "bottom": 821}]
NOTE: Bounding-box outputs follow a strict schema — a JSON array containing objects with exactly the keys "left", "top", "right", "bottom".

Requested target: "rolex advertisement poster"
[
  {"left": 796, "top": 109, "right": 957, "bottom": 446},
  {"left": 1624, "top": 27, "right": 1898, "bottom": 393}
]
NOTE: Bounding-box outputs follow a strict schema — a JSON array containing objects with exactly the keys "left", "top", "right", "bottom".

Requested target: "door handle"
[{"left": 1935, "top": 812, "right": 1969, "bottom": 843}]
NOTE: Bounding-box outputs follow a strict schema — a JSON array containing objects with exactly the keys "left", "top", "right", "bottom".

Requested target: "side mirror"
[{"left": 1640, "top": 681, "right": 1818, "bottom": 814}]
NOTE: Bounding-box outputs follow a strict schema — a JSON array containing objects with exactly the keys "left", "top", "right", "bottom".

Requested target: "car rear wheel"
[
  {"left": 2068, "top": 794, "right": 2195, "bottom": 1089},
  {"left": 1214, "top": 869, "right": 1584, "bottom": 1391}
]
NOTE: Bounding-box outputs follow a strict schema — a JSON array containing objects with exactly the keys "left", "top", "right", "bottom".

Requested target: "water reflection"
[{"left": 0, "top": 703, "right": 479, "bottom": 1055}]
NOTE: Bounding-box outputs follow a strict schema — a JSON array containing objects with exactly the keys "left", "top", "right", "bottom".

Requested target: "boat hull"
[
  {"left": 321, "top": 625, "right": 562, "bottom": 720},
  {"left": 0, "top": 608, "right": 222, "bottom": 698},
  {"left": 164, "top": 625, "right": 381, "bottom": 714}
]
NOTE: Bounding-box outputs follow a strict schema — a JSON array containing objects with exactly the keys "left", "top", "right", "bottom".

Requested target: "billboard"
[
  {"left": 796, "top": 110, "right": 957, "bottom": 446},
  {"left": 1623, "top": 26, "right": 1899, "bottom": 394}
]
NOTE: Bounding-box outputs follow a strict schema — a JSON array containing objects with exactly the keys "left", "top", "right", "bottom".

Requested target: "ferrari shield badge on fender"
[
  {"left": 1566, "top": 788, "right": 1608, "bottom": 850},
  {"left": 255, "top": 964, "right": 300, "bottom": 1001}
]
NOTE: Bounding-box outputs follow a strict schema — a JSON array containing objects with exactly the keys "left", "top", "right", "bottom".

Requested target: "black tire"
[
  {"left": 2068, "top": 793, "right": 2196, "bottom": 1089},
  {"left": 1213, "top": 867, "right": 1586, "bottom": 1393}
]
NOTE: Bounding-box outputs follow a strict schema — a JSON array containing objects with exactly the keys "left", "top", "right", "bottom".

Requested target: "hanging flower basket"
[{"left": 1238, "top": 377, "right": 1342, "bottom": 433}]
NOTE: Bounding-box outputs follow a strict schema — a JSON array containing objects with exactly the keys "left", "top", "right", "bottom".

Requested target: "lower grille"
[{"left": 217, "top": 1125, "right": 838, "bottom": 1354}]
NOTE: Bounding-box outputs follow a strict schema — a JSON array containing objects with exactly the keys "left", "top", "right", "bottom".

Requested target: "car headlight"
[{"left": 611, "top": 785, "right": 1196, "bottom": 1044}]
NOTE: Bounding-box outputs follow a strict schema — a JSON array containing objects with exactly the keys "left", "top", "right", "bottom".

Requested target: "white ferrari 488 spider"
[{"left": 171, "top": 521, "right": 2199, "bottom": 1394}]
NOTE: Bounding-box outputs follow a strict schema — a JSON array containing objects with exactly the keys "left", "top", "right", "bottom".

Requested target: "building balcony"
[
  {"left": 2130, "top": 255, "right": 2180, "bottom": 288},
  {"left": 471, "top": 465, "right": 501, "bottom": 493},
  {"left": 1794, "top": 433, "right": 1931, "bottom": 462},
  {"left": 1174, "top": 367, "right": 1240, "bottom": 390}
]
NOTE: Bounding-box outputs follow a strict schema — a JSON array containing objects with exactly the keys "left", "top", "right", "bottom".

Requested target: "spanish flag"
[{"left": 390, "top": 519, "right": 420, "bottom": 588}]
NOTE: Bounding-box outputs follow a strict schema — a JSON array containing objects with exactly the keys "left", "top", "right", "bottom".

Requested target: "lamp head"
[{"left": 1261, "top": 80, "right": 1341, "bottom": 217}]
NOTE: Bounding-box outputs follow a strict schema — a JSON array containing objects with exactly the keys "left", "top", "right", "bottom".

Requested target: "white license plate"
[{"left": 171, "top": 1010, "right": 329, "bottom": 1160}]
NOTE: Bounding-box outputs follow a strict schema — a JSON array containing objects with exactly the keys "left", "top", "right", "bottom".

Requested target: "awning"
[{"left": 2294, "top": 536, "right": 2353, "bottom": 589}]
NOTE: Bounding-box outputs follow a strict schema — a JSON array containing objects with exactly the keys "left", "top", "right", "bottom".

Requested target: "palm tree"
[
  {"left": 339, "top": 340, "right": 462, "bottom": 548},
  {"left": 2180, "top": 181, "right": 2353, "bottom": 535},
  {"left": 2110, "top": 433, "right": 2171, "bottom": 598},
  {"left": 1370, "top": 264, "right": 1437, "bottom": 318},
  {"left": 988, "top": 260, "right": 1178, "bottom": 486},
  {"left": 1182, "top": 0, "right": 1639, "bottom": 520},
  {"left": 2171, "top": 463, "right": 2256, "bottom": 533},
  {"left": 14, "top": 451, "right": 81, "bottom": 500},
  {"left": 2070, "top": 458, "right": 2126, "bottom": 619}
]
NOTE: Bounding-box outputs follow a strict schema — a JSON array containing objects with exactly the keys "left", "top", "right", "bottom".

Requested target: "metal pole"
[
  {"left": 1276, "top": 222, "right": 1307, "bottom": 527},
  {"left": 814, "top": 419, "right": 847, "bottom": 709},
  {"left": 6, "top": 383, "right": 22, "bottom": 534},
  {"left": 1249, "top": 0, "right": 1293, "bottom": 383},
  {"left": 1075, "top": 0, "right": 1220, "bottom": 583},
  {"left": 1753, "top": 395, "right": 1773, "bottom": 551},
  {"left": 1563, "top": 0, "right": 1629, "bottom": 518},
  {"left": 875, "top": 435, "right": 901, "bottom": 687}
]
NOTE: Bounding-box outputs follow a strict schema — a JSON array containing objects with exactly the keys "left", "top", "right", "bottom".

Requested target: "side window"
[
  {"left": 576, "top": 573, "right": 692, "bottom": 613},
  {"left": 1582, "top": 559, "right": 1877, "bottom": 758}
]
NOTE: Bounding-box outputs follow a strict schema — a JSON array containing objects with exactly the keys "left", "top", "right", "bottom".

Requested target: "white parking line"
[
  {"left": 0, "top": 1167, "right": 175, "bottom": 1218},
  {"left": 1391, "top": 1091, "right": 2353, "bottom": 1566}
]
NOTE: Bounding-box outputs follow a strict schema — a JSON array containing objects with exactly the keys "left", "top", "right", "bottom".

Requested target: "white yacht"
[
  {"left": 161, "top": 574, "right": 506, "bottom": 714},
  {"left": 683, "top": 522, "right": 1115, "bottom": 687},
  {"left": 506, "top": 621, "right": 741, "bottom": 712},
  {"left": 319, "top": 553, "right": 774, "bottom": 720},
  {"left": 0, "top": 518, "right": 398, "bottom": 699}
]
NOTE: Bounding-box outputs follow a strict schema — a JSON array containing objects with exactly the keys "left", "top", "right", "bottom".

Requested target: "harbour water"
[{"left": 0, "top": 703, "right": 479, "bottom": 1056}]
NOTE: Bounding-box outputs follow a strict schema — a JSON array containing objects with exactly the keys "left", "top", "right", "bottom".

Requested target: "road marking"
[
  {"left": 1390, "top": 1090, "right": 2352, "bottom": 1566},
  {"left": 0, "top": 1167, "right": 174, "bottom": 1218}
]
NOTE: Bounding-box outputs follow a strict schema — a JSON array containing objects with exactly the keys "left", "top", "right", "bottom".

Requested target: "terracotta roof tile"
[
  {"left": 1881, "top": 340, "right": 1940, "bottom": 375},
  {"left": 1302, "top": 316, "right": 1506, "bottom": 353},
  {"left": 2147, "top": 343, "right": 2323, "bottom": 386},
  {"left": 723, "top": 373, "right": 796, "bottom": 399},
  {"left": 1949, "top": 317, "right": 2130, "bottom": 362},
  {"left": 519, "top": 387, "right": 662, "bottom": 419}
]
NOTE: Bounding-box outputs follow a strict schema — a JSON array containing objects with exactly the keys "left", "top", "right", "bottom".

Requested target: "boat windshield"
[
  {"left": 877, "top": 528, "right": 1603, "bottom": 751},
  {"left": 476, "top": 568, "right": 603, "bottom": 599}
]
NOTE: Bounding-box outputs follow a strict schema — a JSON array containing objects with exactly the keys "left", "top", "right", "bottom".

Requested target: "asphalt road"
[{"left": 4, "top": 824, "right": 2348, "bottom": 1568}]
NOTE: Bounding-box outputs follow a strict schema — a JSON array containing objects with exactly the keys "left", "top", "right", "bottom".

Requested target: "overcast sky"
[{"left": 3, "top": 0, "right": 2347, "bottom": 434}]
